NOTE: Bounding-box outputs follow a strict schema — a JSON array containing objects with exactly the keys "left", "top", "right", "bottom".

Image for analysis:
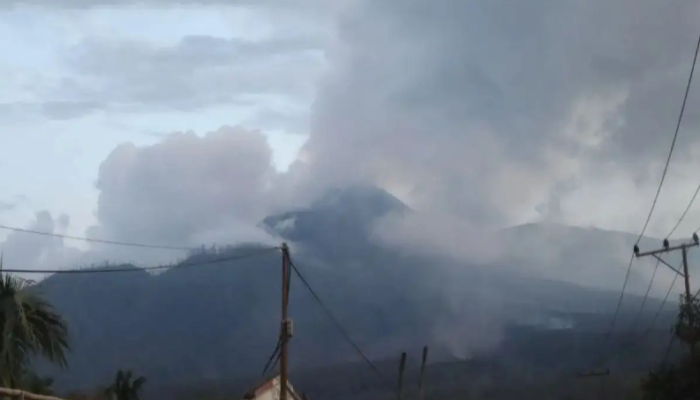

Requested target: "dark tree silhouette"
[
  {"left": 105, "top": 370, "right": 146, "bottom": 400},
  {"left": 0, "top": 260, "right": 69, "bottom": 387},
  {"left": 641, "top": 295, "right": 700, "bottom": 399}
]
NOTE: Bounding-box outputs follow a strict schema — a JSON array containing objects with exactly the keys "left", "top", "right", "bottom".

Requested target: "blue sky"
[{"left": 0, "top": 3, "right": 318, "bottom": 237}]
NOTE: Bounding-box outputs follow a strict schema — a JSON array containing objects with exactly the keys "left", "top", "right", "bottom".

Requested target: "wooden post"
[
  {"left": 419, "top": 346, "right": 429, "bottom": 400},
  {"left": 280, "top": 243, "right": 290, "bottom": 400},
  {"left": 682, "top": 246, "right": 695, "bottom": 361},
  {"left": 635, "top": 236, "right": 699, "bottom": 363},
  {"left": 397, "top": 352, "right": 407, "bottom": 400}
]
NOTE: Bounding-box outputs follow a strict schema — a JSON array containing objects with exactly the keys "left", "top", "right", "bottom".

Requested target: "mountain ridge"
[{"left": 25, "top": 186, "right": 680, "bottom": 397}]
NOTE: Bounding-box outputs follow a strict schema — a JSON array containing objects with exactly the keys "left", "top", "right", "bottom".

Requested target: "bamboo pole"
[{"left": 0, "top": 387, "right": 66, "bottom": 400}]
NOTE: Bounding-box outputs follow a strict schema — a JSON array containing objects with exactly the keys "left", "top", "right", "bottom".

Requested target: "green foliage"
[
  {"left": 673, "top": 294, "right": 700, "bottom": 348},
  {"left": 0, "top": 262, "right": 70, "bottom": 387},
  {"left": 641, "top": 295, "right": 700, "bottom": 400},
  {"left": 105, "top": 370, "right": 146, "bottom": 400}
]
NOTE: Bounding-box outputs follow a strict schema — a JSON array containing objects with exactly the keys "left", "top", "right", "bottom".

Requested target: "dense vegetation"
[{"left": 640, "top": 295, "right": 700, "bottom": 400}]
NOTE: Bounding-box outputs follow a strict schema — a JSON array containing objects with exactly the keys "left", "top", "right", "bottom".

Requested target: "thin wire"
[
  {"left": 630, "top": 259, "right": 660, "bottom": 333},
  {"left": 607, "top": 32, "right": 700, "bottom": 362},
  {"left": 0, "top": 224, "right": 196, "bottom": 251},
  {"left": 287, "top": 256, "right": 390, "bottom": 385},
  {"left": 261, "top": 339, "right": 282, "bottom": 376},
  {"left": 0, "top": 247, "right": 279, "bottom": 274},
  {"left": 260, "top": 252, "right": 291, "bottom": 377},
  {"left": 660, "top": 286, "right": 700, "bottom": 366},
  {"left": 643, "top": 272, "right": 680, "bottom": 337},
  {"left": 591, "top": 265, "right": 679, "bottom": 374},
  {"left": 605, "top": 252, "right": 636, "bottom": 340},
  {"left": 587, "top": 253, "right": 636, "bottom": 372},
  {"left": 667, "top": 184, "right": 700, "bottom": 239},
  {"left": 636, "top": 32, "right": 700, "bottom": 245},
  {"left": 594, "top": 271, "right": 683, "bottom": 374},
  {"left": 268, "top": 351, "right": 281, "bottom": 376}
]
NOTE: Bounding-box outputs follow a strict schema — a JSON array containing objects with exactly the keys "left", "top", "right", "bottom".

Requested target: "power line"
[
  {"left": 592, "top": 269, "right": 683, "bottom": 375},
  {"left": 604, "top": 252, "right": 636, "bottom": 340},
  {"left": 636, "top": 32, "right": 700, "bottom": 244},
  {"left": 596, "top": 240, "right": 688, "bottom": 345},
  {"left": 641, "top": 236, "right": 699, "bottom": 336},
  {"left": 261, "top": 338, "right": 282, "bottom": 377},
  {"left": 644, "top": 218, "right": 700, "bottom": 334},
  {"left": 598, "top": 31, "right": 700, "bottom": 371},
  {"left": 287, "top": 256, "right": 390, "bottom": 385},
  {"left": 588, "top": 252, "right": 637, "bottom": 372},
  {"left": 660, "top": 286, "right": 700, "bottom": 366},
  {"left": 0, "top": 247, "right": 279, "bottom": 274},
  {"left": 589, "top": 264, "right": 680, "bottom": 374},
  {"left": 0, "top": 224, "right": 196, "bottom": 251},
  {"left": 643, "top": 272, "right": 680, "bottom": 337},
  {"left": 630, "top": 259, "right": 660, "bottom": 333},
  {"left": 667, "top": 184, "right": 700, "bottom": 239}
]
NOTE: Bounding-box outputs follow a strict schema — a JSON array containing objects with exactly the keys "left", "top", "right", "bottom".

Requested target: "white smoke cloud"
[
  {"left": 3, "top": 0, "right": 700, "bottom": 359},
  {"left": 89, "top": 126, "right": 280, "bottom": 250},
  {"left": 292, "top": 0, "right": 700, "bottom": 236}
]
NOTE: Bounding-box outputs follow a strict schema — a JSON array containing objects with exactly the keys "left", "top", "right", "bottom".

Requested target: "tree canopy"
[{"left": 0, "top": 264, "right": 70, "bottom": 388}]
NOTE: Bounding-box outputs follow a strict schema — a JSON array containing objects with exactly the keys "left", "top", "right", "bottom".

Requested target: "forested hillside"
[{"left": 28, "top": 188, "right": 680, "bottom": 399}]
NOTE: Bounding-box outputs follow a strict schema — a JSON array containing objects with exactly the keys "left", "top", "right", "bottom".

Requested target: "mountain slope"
[{"left": 28, "top": 187, "right": 680, "bottom": 397}]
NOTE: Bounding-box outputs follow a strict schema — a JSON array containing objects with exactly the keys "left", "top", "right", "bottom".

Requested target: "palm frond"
[
  {"left": 106, "top": 369, "right": 146, "bottom": 400},
  {"left": 0, "top": 270, "right": 70, "bottom": 387}
]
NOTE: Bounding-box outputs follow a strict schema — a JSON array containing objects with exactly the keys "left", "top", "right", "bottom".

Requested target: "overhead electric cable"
[
  {"left": 0, "top": 247, "right": 279, "bottom": 274},
  {"left": 630, "top": 259, "right": 661, "bottom": 333},
  {"left": 261, "top": 339, "right": 282, "bottom": 376},
  {"left": 643, "top": 272, "right": 680, "bottom": 337},
  {"left": 287, "top": 256, "right": 389, "bottom": 384},
  {"left": 598, "top": 32, "right": 700, "bottom": 370},
  {"left": 667, "top": 184, "right": 700, "bottom": 239},
  {"left": 605, "top": 253, "right": 636, "bottom": 340},
  {"left": 0, "top": 224, "right": 196, "bottom": 251},
  {"left": 660, "top": 286, "right": 700, "bottom": 366},
  {"left": 636, "top": 32, "right": 700, "bottom": 244}
]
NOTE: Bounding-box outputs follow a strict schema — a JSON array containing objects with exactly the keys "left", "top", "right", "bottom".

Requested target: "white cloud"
[{"left": 89, "top": 126, "right": 280, "bottom": 248}]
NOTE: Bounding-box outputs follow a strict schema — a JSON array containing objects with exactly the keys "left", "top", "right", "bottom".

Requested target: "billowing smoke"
[{"left": 2, "top": 0, "right": 699, "bottom": 361}]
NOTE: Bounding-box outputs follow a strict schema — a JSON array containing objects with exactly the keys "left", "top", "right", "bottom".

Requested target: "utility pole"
[
  {"left": 682, "top": 245, "right": 695, "bottom": 359},
  {"left": 397, "top": 352, "right": 407, "bottom": 400},
  {"left": 418, "top": 346, "right": 429, "bottom": 400},
  {"left": 280, "top": 243, "right": 292, "bottom": 400},
  {"left": 635, "top": 234, "right": 699, "bottom": 360}
]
